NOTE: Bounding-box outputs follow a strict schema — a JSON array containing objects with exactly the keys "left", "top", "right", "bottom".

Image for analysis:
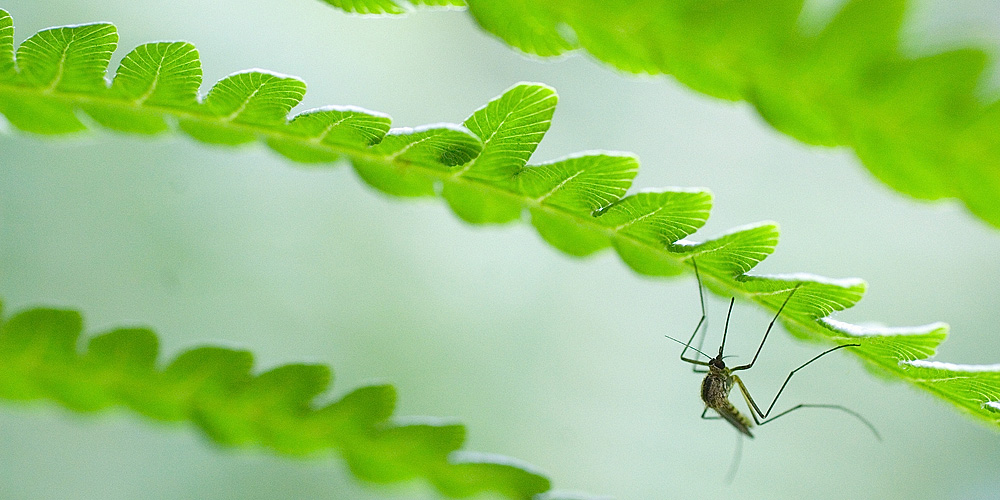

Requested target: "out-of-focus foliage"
[
  {"left": 0, "top": 301, "right": 552, "bottom": 498},
  {"left": 313, "top": 0, "right": 1000, "bottom": 230}
]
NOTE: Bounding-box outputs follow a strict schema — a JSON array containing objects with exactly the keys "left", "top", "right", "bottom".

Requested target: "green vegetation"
[
  {"left": 318, "top": 0, "right": 1000, "bottom": 230},
  {"left": 2, "top": 6, "right": 998, "bottom": 498}
]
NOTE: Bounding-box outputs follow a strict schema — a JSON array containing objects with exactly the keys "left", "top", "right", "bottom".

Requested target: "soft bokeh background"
[{"left": 2, "top": 0, "right": 999, "bottom": 498}]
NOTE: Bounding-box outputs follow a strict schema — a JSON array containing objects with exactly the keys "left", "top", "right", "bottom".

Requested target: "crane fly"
[{"left": 666, "top": 258, "right": 881, "bottom": 441}]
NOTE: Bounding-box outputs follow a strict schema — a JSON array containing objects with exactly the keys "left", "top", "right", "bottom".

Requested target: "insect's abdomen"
[{"left": 715, "top": 400, "right": 754, "bottom": 437}]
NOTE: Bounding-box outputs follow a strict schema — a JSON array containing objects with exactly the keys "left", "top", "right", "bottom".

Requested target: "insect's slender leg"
[
  {"left": 677, "top": 258, "right": 711, "bottom": 369},
  {"left": 700, "top": 407, "right": 722, "bottom": 420},
  {"left": 682, "top": 315, "right": 711, "bottom": 371},
  {"left": 690, "top": 259, "right": 712, "bottom": 372},
  {"left": 753, "top": 403, "right": 881, "bottom": 440},
  {"left": 737, "top": 343, "right": 857, "bottom": 418},
  {"left": 691, "top": 316, "right": 710, "bottom": 373},
  {"left": 731, "top": 344, "right": 881, "bottom": 439},
  {"left": 731, "top": 283, "right": 802, "bottom": 372},
  {"left": 718, "top": 297, "right": 735, "bottom": 358}
]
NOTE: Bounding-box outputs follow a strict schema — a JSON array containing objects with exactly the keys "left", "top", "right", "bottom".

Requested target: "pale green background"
[{"left": 2, "top": 1, "right": 999, "bottom": 499}]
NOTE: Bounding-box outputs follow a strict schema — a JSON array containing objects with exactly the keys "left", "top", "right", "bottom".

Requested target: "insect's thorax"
[
  {"left": 701, "top": 364, "right": 755, "bottom": 436},
  {"left": 700, "top": 365, "right": 734, "bottom": 409}
]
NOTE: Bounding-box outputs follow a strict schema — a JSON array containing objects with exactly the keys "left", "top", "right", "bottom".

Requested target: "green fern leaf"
[
  {"left": 444, "top": 83, "right": 557, "bottom": 223},
  {"left": 471, "top": 0, "right": 1000, "bottom": 229},
  {"left": 319, "top": 0, "right": 409, "bottom": 15},
  {"left": 0, "top": 301, "right": 550, "bottom": 498},
  {"left": 309, "top": 0, "right": 1000, "bottom": 229},
  {"left": 410, "top": 0, "right": 466, "bottom": 7},
  {"left": 0, "top": 11, "right": 13, "bottom": 80},
  {"left": 2, "top": 10, "right": 999, "bottom": 433}
]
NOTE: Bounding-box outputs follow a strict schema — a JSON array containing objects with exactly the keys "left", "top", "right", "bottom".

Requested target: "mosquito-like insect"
[{"left": 665, "top": 258, "right": 881, "bottom": 441}]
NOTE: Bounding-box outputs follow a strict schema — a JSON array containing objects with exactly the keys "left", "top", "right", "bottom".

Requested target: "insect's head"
[{"left": 709, "top": 355, "right": 726, "bottom": 370}]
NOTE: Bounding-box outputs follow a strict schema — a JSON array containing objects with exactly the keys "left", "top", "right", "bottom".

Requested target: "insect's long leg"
[
  {"left": 731, "top": 283, "right": 802, "bottom": 372},
  {"left": 752, "top": 404, "right": 881, "bottom": 440},
  {"left": 718, "top": 297, "right": 735, "bottom": 358},
  {"left": 700, "top": 407, "right": 722, "bottom": 420},
  {"left": 731, "top": 344, "right": 881, "bottom": 438},
  {"left": 737, "top": 343, "right": 857, "bottom": 418},
  {"left": 676, "top": 258, "right": 711, "bottom": 368},
  {"left": 690, "top": 259, "right": 713, "bottom": 372}
]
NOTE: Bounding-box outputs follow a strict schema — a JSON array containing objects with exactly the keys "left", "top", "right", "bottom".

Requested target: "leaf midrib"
[{"left": 42, "top": 31, "right": 75, "bottom": 93}]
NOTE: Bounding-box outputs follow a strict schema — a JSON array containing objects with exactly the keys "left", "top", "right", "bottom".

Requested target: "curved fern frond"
[
  {"left": 311, "top": 0, "right": 1000, "bottom": 230},
  {"left": 0, "top": 300, "right": 551, "bottom": 498},
  {"left": 2, "top": 11, "right": 999, "bottom": 429}
]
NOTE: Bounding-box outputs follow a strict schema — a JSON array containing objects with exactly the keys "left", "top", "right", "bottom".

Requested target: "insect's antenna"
[
  {"left": 719, "top": 297, "right": 735, "bottom": 357},
  {"left": 664, "top": 334, "right": 713, "bottom": 359}
]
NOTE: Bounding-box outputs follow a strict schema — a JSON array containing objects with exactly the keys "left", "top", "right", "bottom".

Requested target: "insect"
[{"left": 666, "top": 258, "right": 881, "bottom": 440}]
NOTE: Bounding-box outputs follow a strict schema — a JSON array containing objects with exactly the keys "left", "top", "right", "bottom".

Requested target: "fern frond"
[
  {"left": 492, "top": 0, "right": 1000, "bottom": 229},
  {"left": 0, "top": 301, "right": 551, "bottom": 498},
  {"left": 2, "top": 11, "right": 998, "bottom": 430},
  {"left": 310, "top": 0, "right": 1000, "bottom": 230}
]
